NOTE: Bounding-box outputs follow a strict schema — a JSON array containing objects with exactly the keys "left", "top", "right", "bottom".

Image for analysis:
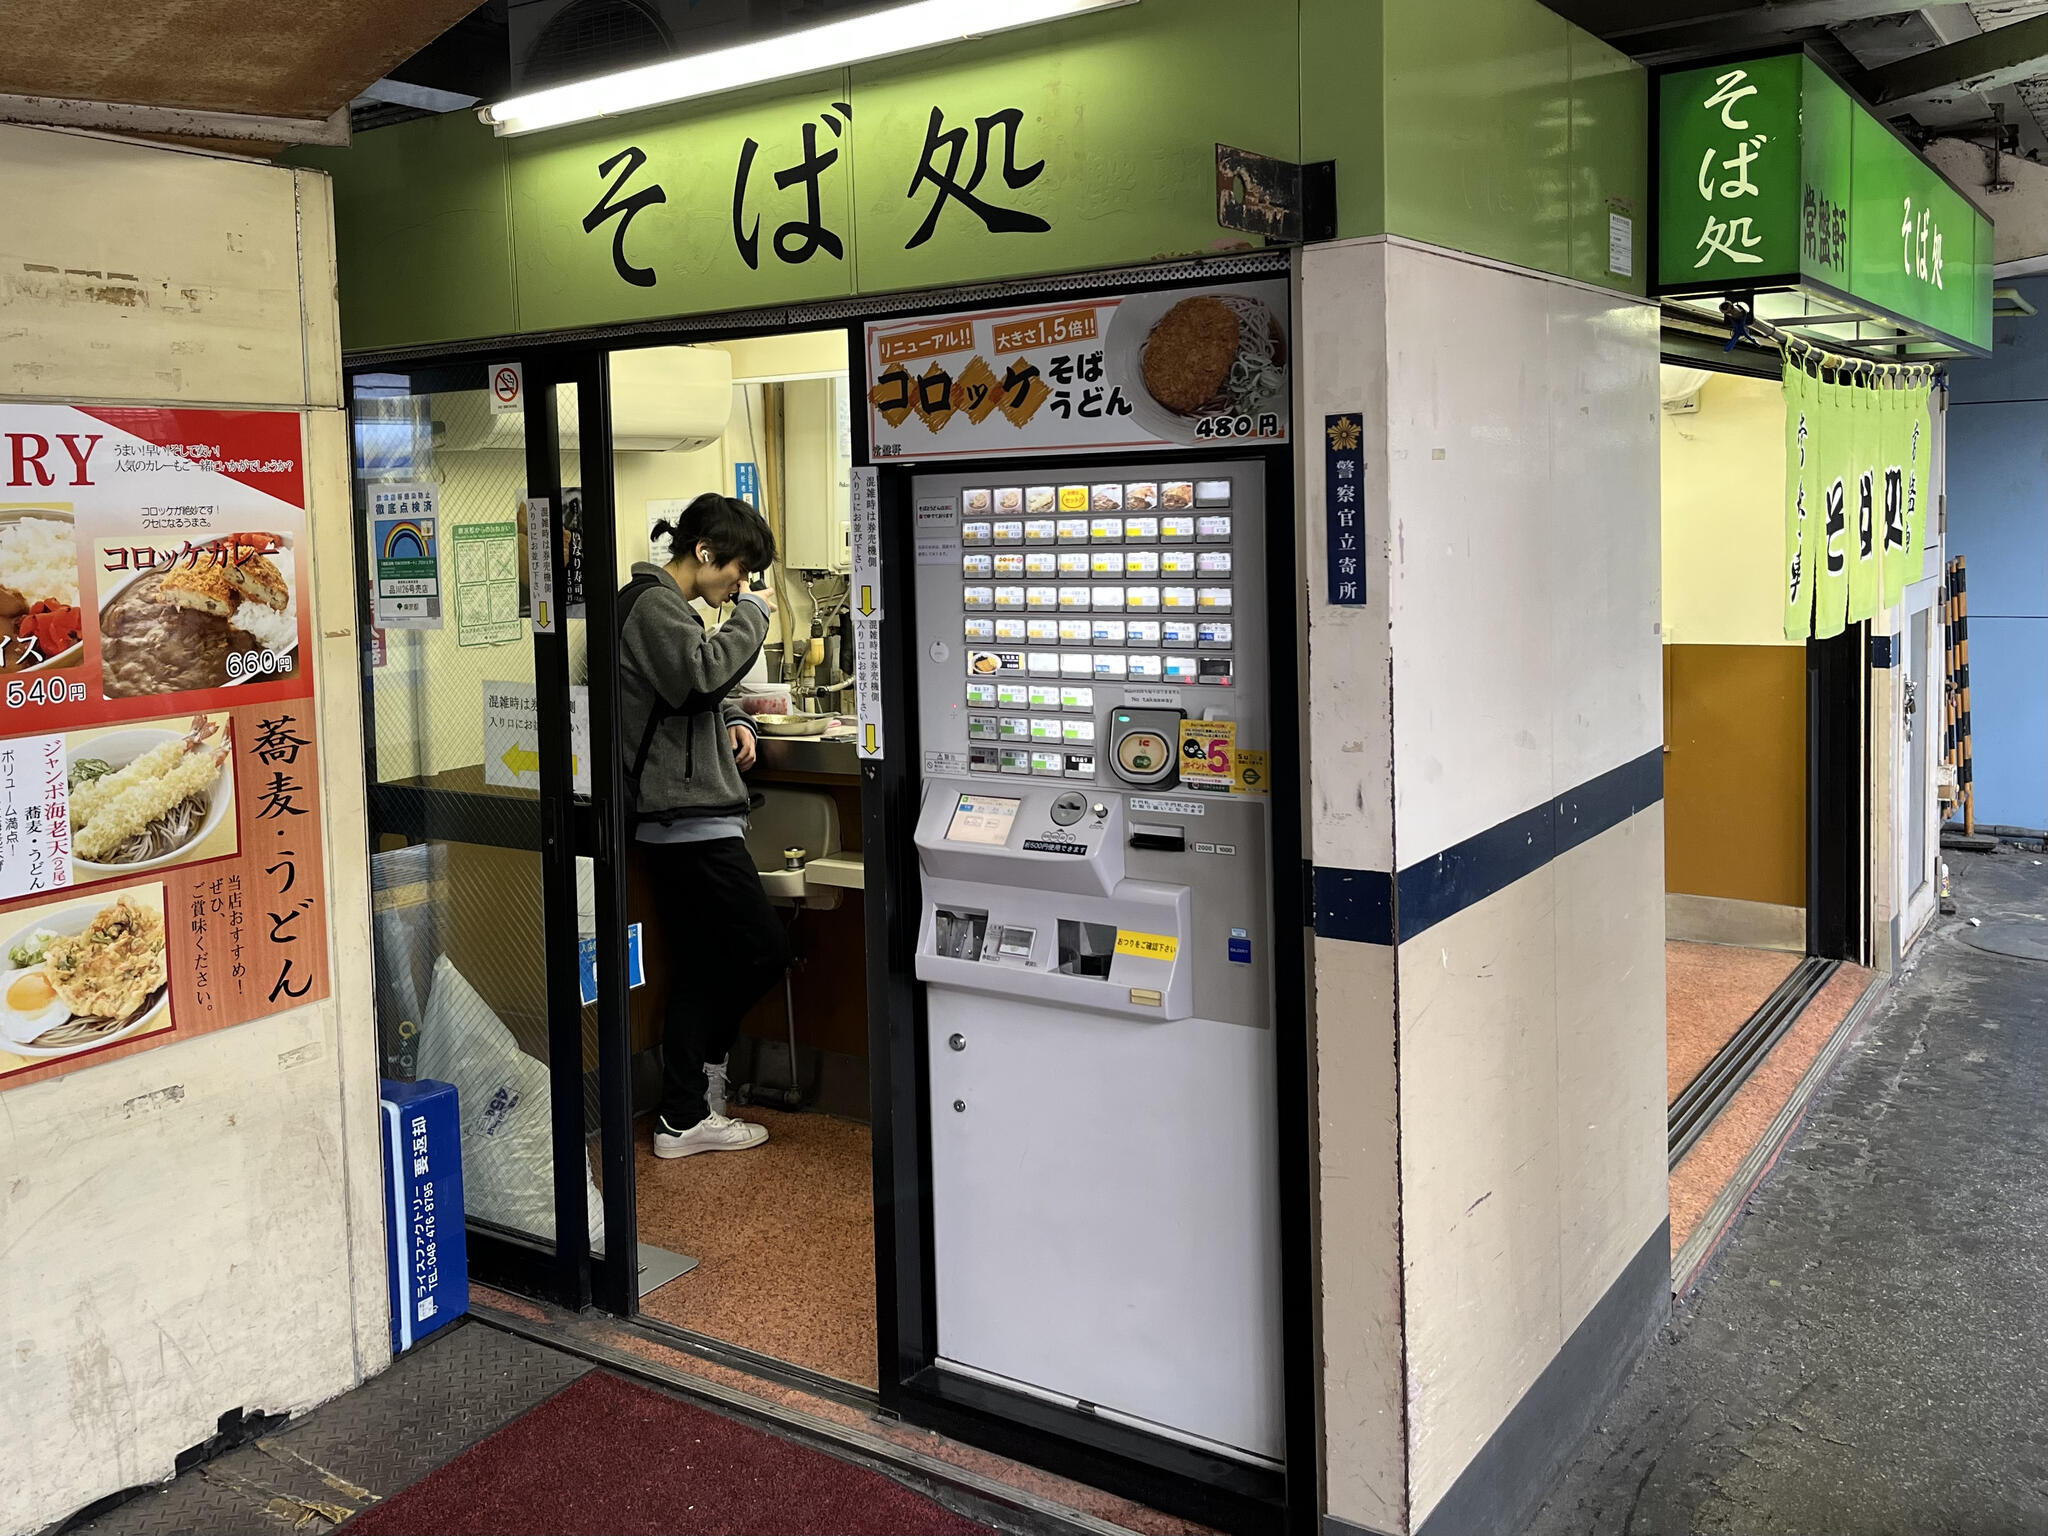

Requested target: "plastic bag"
[{"left": 415, "top": 954, "right": 605, "bottom": 1254}]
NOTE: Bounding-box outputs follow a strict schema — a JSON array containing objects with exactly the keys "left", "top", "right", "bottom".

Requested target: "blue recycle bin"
[{"left": 380, "top": 1078, "right": 469, "bottom": 1354}]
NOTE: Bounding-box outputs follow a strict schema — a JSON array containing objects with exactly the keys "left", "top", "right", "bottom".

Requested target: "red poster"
[{"left": 0, "top": 405, "right": 329, "bottom": 1090}]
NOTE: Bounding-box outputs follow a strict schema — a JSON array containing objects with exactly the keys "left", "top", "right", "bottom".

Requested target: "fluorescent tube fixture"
[{"left": 483, "top": 0, "right": 1137, "bottom": 136}]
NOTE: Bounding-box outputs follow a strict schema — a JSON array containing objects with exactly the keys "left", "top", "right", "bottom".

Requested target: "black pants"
[{"left": 639, "top": 835, "right": 790, "bottom": 1129}]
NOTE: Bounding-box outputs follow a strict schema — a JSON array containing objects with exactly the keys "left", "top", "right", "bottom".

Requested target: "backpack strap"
[{"left": 617, "top": 574, "right": 676, "bottom": 795}]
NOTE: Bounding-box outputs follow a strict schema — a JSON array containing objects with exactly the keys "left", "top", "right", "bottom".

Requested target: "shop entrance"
[
  {"left": 348, "top": 270, "right": 1314, "bottom": 1532},
  {"left": 351, "top": 333, "right": 878, "bottom": 1363},
  {"left": 1656, "top": 350, "right": 1876, "bottom": 1279}
]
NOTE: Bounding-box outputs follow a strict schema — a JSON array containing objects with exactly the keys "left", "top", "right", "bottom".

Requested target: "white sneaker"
[{"left": 653, "top": 1112, "right": 768, "bottom": 1159}]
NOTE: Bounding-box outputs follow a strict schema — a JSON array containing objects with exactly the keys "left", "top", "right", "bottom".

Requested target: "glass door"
[
  {"left": 351, "top": 355, "right": 629, "bottom": 1309},
  {"left": 587, "top": 331, "right": 881, "bottom": 1382}
]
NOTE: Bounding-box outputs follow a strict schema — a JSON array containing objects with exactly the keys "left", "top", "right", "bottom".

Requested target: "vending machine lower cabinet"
[{"left": 926, "top": 989, "right": 1284, "bottom": 1463}]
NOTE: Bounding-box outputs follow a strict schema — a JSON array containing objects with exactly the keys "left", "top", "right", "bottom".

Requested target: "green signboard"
[
  {"left": 300, "top": 0, "right": 1651, "bottom": 354},
  {"left": 1657, "top": 52, "right": 1992, "bottom": 354},
  {"left": 435, "top": 0, "right": 1305, "bottom": 338}
]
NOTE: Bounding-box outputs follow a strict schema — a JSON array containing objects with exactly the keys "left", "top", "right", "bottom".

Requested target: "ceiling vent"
[{"left": 522, "top": 0, "right": 671, "bottom": 89}]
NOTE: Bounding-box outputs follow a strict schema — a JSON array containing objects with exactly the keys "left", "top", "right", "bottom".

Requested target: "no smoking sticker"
[{"left": 489, "top": 361, "right": 524, "bottom": 415}]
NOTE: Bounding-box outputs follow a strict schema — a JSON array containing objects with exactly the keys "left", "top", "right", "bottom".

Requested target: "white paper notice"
[
  {"left": 524, "top": 497, "right": 556, "bottom": 634},
  {"left": 915, "top": 496, "right": 958, "bottom": 565},
  {"left": 569, "top": 685, "right": 591, "bottom": 797},
  {"left": 367, "top": 482, "right": 443, "bottom": 630},
  {"left": 849, "top": 467, "right": 882, "bottom": 621},
  {"left": 853, "top": 617, "right": 884, "bottom": 760},
  {"left": 0, "top": 735, "right": 72, "bottom": 899},
  {"left": 483, "top": 681, "right": 590, "bottom": 795},
  {"left": 1608, "top": 211, "right": 1634, "bottom": 278},
  {"left": 1122, "top": 686, "right": 1182, "bottom": 710},
  {"left": 483, "top": 682, "right": 539, "bottom": 790}
]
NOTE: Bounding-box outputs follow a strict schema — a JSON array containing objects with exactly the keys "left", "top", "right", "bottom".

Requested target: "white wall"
[
  {"left": 1302, "top": 238, "right": 1665, "bottom": 1533},
  {"left": 1297, "top": 241, "right": 1405, "bottom": 1535},
  {"left": 1385, "top": 240, "right": 1664, "bottom": 1525},
  {"left": 0, "top": 126, "right": 383, "bottom": 1536}
]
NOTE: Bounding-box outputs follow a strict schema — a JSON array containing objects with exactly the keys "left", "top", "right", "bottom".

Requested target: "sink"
[{"left": 744, "top": 788, "right": 842, "bottom": 908}]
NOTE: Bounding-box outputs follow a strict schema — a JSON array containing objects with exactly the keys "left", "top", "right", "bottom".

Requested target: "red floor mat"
[{"left": 341, "top": 1371, "right": 994, "bottom": 1536}]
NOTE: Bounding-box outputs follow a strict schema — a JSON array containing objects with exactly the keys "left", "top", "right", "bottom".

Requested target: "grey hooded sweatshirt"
[{"left": 617, "top": 561, "right": 769, "bottom": 834}]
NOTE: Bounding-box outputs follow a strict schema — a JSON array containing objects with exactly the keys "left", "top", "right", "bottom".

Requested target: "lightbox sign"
[{"left": 1657, "top": 52, "right": 1993, "bottom": 354}]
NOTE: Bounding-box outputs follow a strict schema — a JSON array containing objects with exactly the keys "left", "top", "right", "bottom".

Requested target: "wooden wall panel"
[{"left": 1664, "top": 644, "right": 1806, "bottom": 908}]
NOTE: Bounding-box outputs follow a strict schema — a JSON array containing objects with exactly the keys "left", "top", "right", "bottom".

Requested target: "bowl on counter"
[{"left": 752, "top": 713, "right": 834, "bottom": 738}]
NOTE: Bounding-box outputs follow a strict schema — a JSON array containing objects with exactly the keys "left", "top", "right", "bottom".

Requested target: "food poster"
[
  {"left": 864, "top": 279, "right": 1291, "bottom": 462},
  {"left": 0, "top": 404, "right": 330, "bottom": 1091}
]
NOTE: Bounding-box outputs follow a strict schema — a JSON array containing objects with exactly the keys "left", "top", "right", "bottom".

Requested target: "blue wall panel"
[
  {"left": 1946, "top": 275, "right": 2047, "bottom": 832},
  {"left": 1946, "top": 399, "right": 2048, "bottom": 622},
  {"left": 1950, "top": 277, "right": 2047, "bottom": 406},
  {"left": 1963, "top": 618, "right": 2048, "bottom": 833}
]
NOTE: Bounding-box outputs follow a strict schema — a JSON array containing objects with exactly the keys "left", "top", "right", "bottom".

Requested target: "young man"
[{"left": 620, "top": 493, "right": 789, "bottom": 1157}]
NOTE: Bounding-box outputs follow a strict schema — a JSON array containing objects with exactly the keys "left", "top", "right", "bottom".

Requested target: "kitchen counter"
[{"left": 755, "top": 731, "right": 862, "bottom": 779}]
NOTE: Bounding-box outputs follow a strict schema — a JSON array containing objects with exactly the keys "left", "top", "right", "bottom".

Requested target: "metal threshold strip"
[{"left": 1669, "top": 956, "right": 1840, "bottom": 1169}]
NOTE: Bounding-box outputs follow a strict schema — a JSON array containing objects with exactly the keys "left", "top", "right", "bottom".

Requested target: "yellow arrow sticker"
[
  {"left": 1114, "top": 930, "right": 1179, "bottom": 962},
  {"left": 858, "top": 584, "right": 877, "bottom": 616},
  {"left": 863, "top": 723, "right": 879, "bottom": 753},
  {"left": 500, "top": 744, "right": 540, "bottom": 776}
]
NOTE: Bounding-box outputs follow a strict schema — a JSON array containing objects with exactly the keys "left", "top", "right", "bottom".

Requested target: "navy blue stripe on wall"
[
  {"left": 1311, "top": 747, "right": 1663, "bottom": 946},
  {"left": 1311, "top": 864, "right": 1395, "bottom": 946}
]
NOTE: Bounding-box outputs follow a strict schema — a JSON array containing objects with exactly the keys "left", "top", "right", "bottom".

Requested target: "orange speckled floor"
[
  {"left": 632, "top": 1107, "right": 878, "bottom": 1389},
  {"left": 1666, "top": 941, "right": 1801, "bottom": 1103},
  {"left": 1669, "top": 962, "right": 1872, "bottom": 1258}
]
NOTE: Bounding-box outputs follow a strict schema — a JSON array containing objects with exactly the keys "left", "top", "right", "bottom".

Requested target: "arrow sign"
[
  {"left": 863, "top": 723, "right": 878, "bottom": 754},
  {"left": 849, "top": 467, "right": 882, "bottom": 621},
  {"left": 525, "top": 496, "right": 556, "bottom": 634},
  {"left": 501, "top": 744, "right": 540, "bottom": 776}
]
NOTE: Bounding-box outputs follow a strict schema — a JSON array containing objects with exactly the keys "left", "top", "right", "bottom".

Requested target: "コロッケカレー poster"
[{"left": 0, "top": 405, "right": 330, "bottom": 1091}]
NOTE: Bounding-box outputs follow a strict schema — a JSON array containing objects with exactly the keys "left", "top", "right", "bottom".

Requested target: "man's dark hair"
[{"left": 654, "top": 492, "right": 775, "bottom": 572}]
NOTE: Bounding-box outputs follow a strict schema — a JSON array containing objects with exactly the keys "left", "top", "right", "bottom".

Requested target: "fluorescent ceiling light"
[{"left": 483, "top": 0, "right": 1136, "bottom": 136}]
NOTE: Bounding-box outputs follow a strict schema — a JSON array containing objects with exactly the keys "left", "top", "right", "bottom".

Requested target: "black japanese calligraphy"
[
  {"left": 251, "top": 714, "right": 309, "bottom": 767},
  {"left": 905, "top": 106, "right": 1050, "bottom": 249},
  {"left": 1823, "top": 479, "right": 1847, "bottom": 575},
  {"left": 1882, "top": 466, "right": 1906, "bottom": 554},
  {"left": 584, "top": 146, "right": 667, "bottom": 288},
  {"left": 732, "top": 105, "right": 850, "bottom": 271},
  {"left": 256, "top": 770, "right": 307, "bottom": 820}
]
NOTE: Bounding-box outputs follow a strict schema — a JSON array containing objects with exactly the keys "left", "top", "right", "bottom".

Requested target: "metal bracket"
[{"left": 1215, "top": 144, "right": 1337, "bottom": 245}]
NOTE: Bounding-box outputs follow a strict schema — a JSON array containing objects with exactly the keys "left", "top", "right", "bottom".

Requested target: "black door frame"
[
  {"left": 1806, "top": 625, "right": 1869, "bottom": 962},
  {"left": 348, "top": 262, "right": 1317, "bottom": 1536},
  {"left": 348, "top": 351, "right": 638, "bottom": 1313}
]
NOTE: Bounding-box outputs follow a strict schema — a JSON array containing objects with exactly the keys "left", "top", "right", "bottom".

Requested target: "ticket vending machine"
[{"left": 911, "top": 463, "right": 1283, "bottom": 1464}]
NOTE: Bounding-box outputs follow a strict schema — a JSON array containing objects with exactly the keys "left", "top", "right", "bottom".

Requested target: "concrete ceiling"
[
  {"left": 0, "top": 0, "right": 484, "bottom": 151},
  {"left": 1546, "top": 0, "right": 2048, "bottom": 265},
  {"left": 1549, "top": 1, "right": 2048, "bottom": 151}
]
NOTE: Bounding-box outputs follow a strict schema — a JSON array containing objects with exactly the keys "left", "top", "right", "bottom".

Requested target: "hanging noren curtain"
[{"left": 1782, "top": 350, "right": 1934, "bottom": 642}]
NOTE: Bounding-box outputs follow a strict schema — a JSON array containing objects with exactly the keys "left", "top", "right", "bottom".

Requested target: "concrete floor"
[{"left": 1526, "top": 847, "right": 2048, "bottom": 1536}]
